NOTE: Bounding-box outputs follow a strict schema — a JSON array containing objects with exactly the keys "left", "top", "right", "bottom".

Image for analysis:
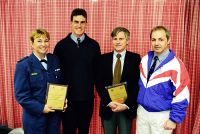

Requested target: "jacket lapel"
[
  {"left": 121, "top": 52, "right": 128, "bottom": 82},
  {"left": 29, "top": 53, "right": 46, "bottom": 70},
  {"left": 108, "top": 52, "right": 114, "bottom": 83}
]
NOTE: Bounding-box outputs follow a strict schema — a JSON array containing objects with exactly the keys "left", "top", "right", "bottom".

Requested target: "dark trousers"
[
  {"left": 0, "top": 125, "right": 12, "bottom": 134},
  {"left": 23, "top": 112, "right": 61, "bottom": 134},
  {"left": 62, "top": 101, "right": 94, "bottom": 134},
  {"left": 102, "top": 112, "right": 132, "bottom": 134}
]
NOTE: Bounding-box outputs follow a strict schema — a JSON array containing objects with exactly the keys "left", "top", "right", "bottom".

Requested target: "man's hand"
[
  {"left": 43, "top": 104, "right": 55, "bottom": 113},
  {"left": 62, "top": 99, "right": 68, "bottom": 112},
  {"left": 163, "top": 119, "right": 176, "bottom": 130},
  {"left": 109, "top": 102, "right": 128, "bottom": 112},
  {"left": 108, "top": 102, "right": 118, "bottom": 110}
]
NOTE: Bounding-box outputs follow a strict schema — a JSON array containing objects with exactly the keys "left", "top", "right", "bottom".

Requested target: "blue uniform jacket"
[{"left": 14, "top": 53, "right": 63, "bottom": 134}]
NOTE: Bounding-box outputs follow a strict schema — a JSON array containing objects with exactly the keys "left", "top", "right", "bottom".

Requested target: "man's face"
[
  {"left": 71, "top": 15, "right": 87, "bottom": 37},
  {"left": 151, "top": 29, "right": 170, "bottom": 56},
  {"left": 112, "top": 31, "right": 128, "bottom": 53},
  {"left": 31, "top": 35, "right": 49, "bottom": 58}
]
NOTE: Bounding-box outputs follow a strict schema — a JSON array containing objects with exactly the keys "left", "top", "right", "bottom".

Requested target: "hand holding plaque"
[
  {"left": 106, "top": 82, "right": 127, "bottom": 103},
  {"left": 46, "top": 83, "right": 68, "bottom": 110}
]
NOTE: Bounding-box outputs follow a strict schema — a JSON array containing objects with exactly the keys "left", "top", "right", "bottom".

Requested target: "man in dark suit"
[{"left": 96, "top": 27, "right": 141, "bottom": 134}]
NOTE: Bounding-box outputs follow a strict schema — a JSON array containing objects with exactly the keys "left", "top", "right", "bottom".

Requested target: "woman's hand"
[{"left": 43, "top": 104, "right": 55, "bottom": 113}]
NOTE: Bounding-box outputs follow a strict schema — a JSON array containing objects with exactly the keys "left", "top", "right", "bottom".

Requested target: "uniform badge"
[{"left": 31, "top": 72, "right": 38, "bottom": 75}]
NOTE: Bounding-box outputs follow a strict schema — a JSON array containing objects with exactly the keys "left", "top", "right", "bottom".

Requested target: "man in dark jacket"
[
  {"left": 96, "top": 27, "right": 141, "bottom": 134},
  {"left": 54, "top": 8, "right": 101, "bottom": 134}
]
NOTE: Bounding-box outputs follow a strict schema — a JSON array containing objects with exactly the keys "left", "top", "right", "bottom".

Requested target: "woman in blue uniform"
[{"left": 14, "top": 29, "right": 65, "bottom": 134}]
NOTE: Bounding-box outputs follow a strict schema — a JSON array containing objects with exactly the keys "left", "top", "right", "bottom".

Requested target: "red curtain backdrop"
[{"left": 1, "top": 0, "right": 199, "bottom": 134}]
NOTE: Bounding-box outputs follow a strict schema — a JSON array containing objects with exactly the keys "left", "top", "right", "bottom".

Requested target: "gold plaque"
[
  {"left": 106, "top": 82, "right": 127, "bottom": 103},
  {"left": 46, "top": 83, "right": 68, "bottom": 110}
]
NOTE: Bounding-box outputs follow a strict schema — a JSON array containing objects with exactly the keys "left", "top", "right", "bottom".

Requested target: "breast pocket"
[
  {"left": 48, "top": 68, "right": 62, "bottom": 83},
  {"left": 30, "top": 72, "right": 44, "bottom": 88},
  {"left": 54, "top": 68, "right": 62, "bottom": 78}
]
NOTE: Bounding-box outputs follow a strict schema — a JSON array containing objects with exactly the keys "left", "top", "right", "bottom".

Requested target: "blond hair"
[{"left": 30, "top": 28, "right": 50, "bottom": 43}]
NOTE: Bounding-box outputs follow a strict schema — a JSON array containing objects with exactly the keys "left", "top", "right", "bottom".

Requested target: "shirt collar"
[
  {"left": 33, "top": 52, "right": 47, "bottom": 61},
  {"left": 154, "top": 49, "right": 170, "bottom": 62},
  {"left": 113, "top": 50, "right": 126, "bottom": 59},
  {"left": 70, "top": 33, "right": 85, "bottom": 44}
]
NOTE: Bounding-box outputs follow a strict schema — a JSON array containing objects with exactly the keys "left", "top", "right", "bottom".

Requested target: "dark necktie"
[
  {"left": 40, "top": 59, "right": 47, "bottom": 69},
  {"left": 113, "top": 54, "right": 121, "bottom": 84},
  {"left": 147, "top": 56, "right": 158, "bottom": 82},
  {"left": 77, "top": 38, "right": 81, "bottom": 48},
  {"left": 40, "top": 59, "right": 47, "bottom": 63}
]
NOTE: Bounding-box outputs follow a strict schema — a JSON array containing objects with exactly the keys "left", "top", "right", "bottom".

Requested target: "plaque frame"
[{"left": 45, "top": 83, "right": 68, "bottom": 110}]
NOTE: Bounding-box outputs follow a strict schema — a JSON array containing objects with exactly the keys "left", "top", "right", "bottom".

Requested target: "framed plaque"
[
  {"left": 106, "top": 82, "right": 127, "bottom": 103},
  {"left": 46, "top": 83, "right": 68, "bottom": 110}
]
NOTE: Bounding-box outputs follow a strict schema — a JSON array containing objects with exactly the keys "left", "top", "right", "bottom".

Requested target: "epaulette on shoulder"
[{"left": 17, "top": 56, "right": 29, "bottom": 63}]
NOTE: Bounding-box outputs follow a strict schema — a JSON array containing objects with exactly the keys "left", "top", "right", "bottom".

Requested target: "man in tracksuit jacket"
[{"left": 136, "top": 26, "right": 190, "bottom": 134}]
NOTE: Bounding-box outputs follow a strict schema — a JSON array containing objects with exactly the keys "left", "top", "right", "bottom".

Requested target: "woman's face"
[{"left": 31, "top": 35, "right": 49, "bottom": 59}]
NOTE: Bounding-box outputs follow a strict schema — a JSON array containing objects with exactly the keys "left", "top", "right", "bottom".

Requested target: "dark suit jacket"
[{"left": 96, "top": 51, "right": 141, "bottom": 120}]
